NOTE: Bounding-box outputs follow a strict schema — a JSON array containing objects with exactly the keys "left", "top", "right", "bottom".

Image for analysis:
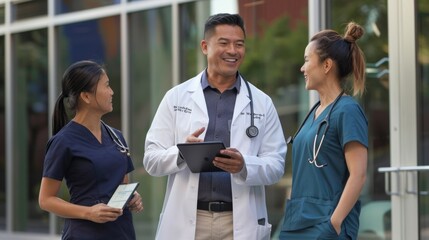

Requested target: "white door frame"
[
  {"left": 388, "top": 0, "right": 419, "bottom": 239},
  {"left": 308, "top": 0, "right": 327, "bottom": 106}
]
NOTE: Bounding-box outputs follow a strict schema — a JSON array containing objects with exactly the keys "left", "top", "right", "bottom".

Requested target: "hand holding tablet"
[{"left": 177, "top": 141, "right": 230, "bottom": 173}]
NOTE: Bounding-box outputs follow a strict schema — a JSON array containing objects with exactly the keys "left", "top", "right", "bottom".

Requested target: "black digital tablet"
[{"left": 177, "top": 141, "right": 229, "bottom": 173}]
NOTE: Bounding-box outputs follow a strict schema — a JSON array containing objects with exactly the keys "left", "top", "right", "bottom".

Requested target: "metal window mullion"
[
  {"left": 120, "top": 0, "right": 130, "bottom": 146},
  {"left": 308, "top": 0, "right": 326, "bottom": 108},
  {"left": 4, "top": 0, "right": 13, "bottom": 233},
  {"left": 47, "top": 0, "right": 59, "bottom": 235},
  {"left": 0, "top": 0, "right": 178, "bottom": 35}
]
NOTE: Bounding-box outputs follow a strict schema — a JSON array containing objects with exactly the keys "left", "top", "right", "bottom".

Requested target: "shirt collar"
[{"left": 201, "top": 69, "right": 241, "bottom": 93}]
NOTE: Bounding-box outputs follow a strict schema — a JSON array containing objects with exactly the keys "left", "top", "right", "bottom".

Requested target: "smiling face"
[
  {"left": 301, "top": 41, "right": 327, "bottom": 91},
  {"left": 201, "top": 24, "right": 245, "bottom": 81}
]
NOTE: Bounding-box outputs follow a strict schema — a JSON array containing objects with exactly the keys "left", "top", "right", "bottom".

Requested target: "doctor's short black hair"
[{"left": 203, "top": 13, "right": 246, "bottom": 39}]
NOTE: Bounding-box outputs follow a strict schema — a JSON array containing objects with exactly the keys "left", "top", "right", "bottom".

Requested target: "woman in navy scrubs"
[
  {"left": 279, "top": 22, "right": 368, "bottom": 239},
  {"left": 38, "top": 60, "right": 143, "bottom": 240}
]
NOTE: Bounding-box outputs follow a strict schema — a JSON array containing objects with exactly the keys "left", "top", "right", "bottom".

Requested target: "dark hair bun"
[{"left": 344, "top": 22, "right": 364, "bottom": 43}]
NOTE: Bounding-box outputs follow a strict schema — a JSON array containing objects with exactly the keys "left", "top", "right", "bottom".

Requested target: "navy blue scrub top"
[
  {"left": 282, "top": 96, "right": 368, "bottom": 239},
  {"left": 43, "top": 121, "right": 135, "bottom": 240}
]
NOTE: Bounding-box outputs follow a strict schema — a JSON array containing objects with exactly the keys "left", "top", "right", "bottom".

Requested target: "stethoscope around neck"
[
  {"left": 205, "top": 72, "right": 258, "bottom": 138},
  {"left": 101, "top": 121, "right": 130, "bottom": 156},
  {"left": 286, "top": 91, "right": 344, "bottom": 168}
]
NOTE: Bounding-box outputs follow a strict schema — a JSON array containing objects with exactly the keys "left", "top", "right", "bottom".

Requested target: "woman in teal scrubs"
[{"left": 279, "top": 22, "right": 368, "bottom": 239}]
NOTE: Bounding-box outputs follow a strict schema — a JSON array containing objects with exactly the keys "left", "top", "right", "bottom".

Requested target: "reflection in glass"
[
  {"left": 128, "top": 6, "right": 172, "bottom": 239},
  {"left": 12, "top": 29, "right": 49, "bottom": 232},
  {"left": 12, "top": 0, "right": 47, "bottom": 21},
  {"left": 0, "top": 5, "right": 5, "bottom": 24},
  {"left": 56, "top": 16, "right": 122, "bottom": 127},
  {"left": 238, "top": 2, "right": 309, "bottom": 233},
  {"left": 0, "top": 36, "right": 4, "bottom": 230},
  {"left": 55, "top": 0, "right": 119, "bottom": 14},
  {"left": 179, "top": 1, "right": 210, "bottom": 82},
  {"left": 417, "top": 0, "right": 429, "bottom": 238},
  {"left": 330, "top": 1, "right": 391, "bottom": 239}
]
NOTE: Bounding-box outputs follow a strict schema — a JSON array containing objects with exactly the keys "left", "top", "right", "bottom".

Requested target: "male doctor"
[{"left": 143, "top": 13, "right": 287, "bottom": 240}]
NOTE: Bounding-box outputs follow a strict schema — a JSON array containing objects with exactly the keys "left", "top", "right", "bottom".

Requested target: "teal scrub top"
[{"left": 282, "top": 96, "right": 368, "bottom": 239}]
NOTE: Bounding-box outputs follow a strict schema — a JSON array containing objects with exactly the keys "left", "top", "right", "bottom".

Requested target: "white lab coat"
[{"left": 143, "top": 71, "right": 287, "bottom": 240}]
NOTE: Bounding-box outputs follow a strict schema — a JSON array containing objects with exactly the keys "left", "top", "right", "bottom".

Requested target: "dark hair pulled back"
[
  {"left": 52, "top": 60, "right": 105, "bottom": 135},
  {"left": 311, "top": 22, "right": 366, "bottom": 96}
]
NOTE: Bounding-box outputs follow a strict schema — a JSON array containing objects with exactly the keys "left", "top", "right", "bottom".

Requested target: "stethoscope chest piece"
[{"left": 246, "top": 125, "right": 259, "bottom": 138}]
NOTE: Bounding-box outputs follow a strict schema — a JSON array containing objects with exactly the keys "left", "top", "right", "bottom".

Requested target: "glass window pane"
[
  {"left": 417, "top": 0, "right": 429, "bottom": 238},
  {"left": 12, "top": 0, "right": 47, "bottom": 21},
  {"left": 418, "top": 1, "right": 429, "bottom": 168},
  {"left": 179, "top": 1, "right": 210, "bottom": 81},
  {"left": 56, "top": 0, "right": 119, "bottom": 14},
  {"left": 0, "top": 36, "right": 4, "bottom": 231},
  {"left": 128, "top": 6, "right": 172, "bottom": 238},
  {"left": 329, "top": 1, "right": 391, "bottom": 239},
  {"left": 0, "top": 4, "right": 5, "bottom": 25},
  {"left": 12, "top": 29, "right": 49, "bottom": 232},
  {"left": 238, "top": 1, "right": 309, "bottom": 234},
  {"left": 56, "top": 15, "right": 122, "bottom": 127}
]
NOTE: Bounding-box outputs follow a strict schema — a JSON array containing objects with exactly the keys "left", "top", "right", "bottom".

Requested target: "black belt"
[{"left": 197, "top": 201, "right": 233, "bottom": 212}]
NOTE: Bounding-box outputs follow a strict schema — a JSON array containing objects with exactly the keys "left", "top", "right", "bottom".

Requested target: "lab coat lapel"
[
  {"left": 188, "top": 73, "right": 208, "bottom": 117},
  {"left": 233, "top": 78, "right": 251, "bottom": 124}
]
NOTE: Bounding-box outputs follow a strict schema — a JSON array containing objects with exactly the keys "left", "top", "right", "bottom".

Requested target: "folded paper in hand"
[{"left": 107, "top": 182, "right": 139, "bottom": 209}]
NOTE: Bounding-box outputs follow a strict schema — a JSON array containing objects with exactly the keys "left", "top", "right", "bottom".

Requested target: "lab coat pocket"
[{"left": 256, "top": 223, "right": 271, "bottom": 240}]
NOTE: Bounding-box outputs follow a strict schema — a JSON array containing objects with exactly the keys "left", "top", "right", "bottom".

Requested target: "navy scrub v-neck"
[{"left": 43, "top": 121, "right": 136, "bottom": 240}]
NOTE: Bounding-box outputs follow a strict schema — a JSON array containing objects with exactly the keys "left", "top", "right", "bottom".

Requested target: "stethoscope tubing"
[
  {"left": 243, "top": 78, "right": 259, "bottom": 138},
  {"left": 288, "top": 91, "right": 344, "bottom": 168},
  {"left": 101, "top": 121, "right": 130, "bottom": 156}
]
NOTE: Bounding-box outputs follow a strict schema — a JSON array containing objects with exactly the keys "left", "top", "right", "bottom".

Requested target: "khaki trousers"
[{"left": 195, "top": 209, "right": 233, "bottom": 240}]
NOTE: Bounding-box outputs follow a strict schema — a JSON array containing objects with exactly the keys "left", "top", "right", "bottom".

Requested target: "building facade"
[{"left": 0, "top": 0, "right": 427, "bottom": 239}]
